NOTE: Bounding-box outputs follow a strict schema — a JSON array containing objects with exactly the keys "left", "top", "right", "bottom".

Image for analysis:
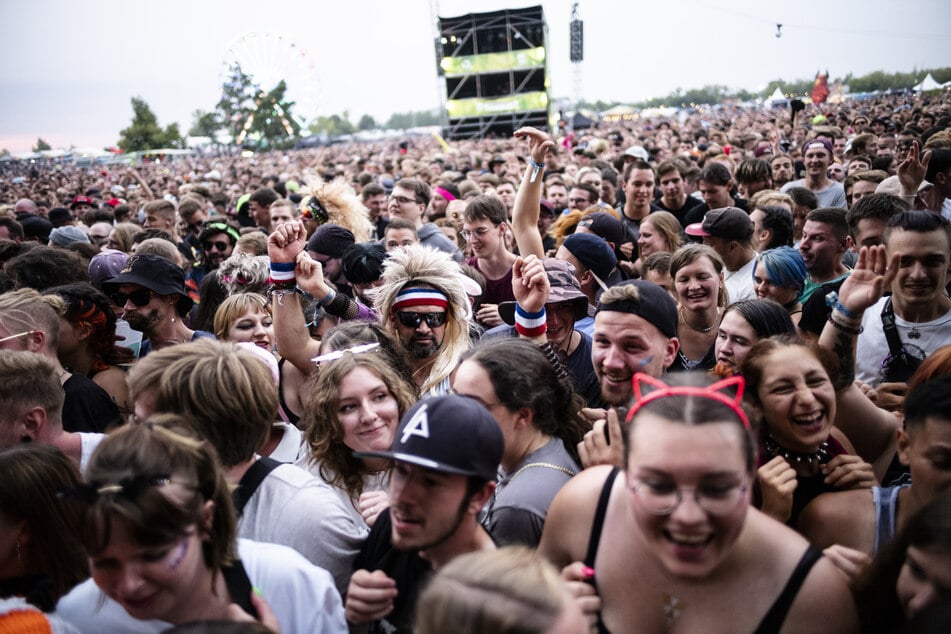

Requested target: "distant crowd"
[{"left": 0, "top": 88, "right": 950, "bottom": 633}]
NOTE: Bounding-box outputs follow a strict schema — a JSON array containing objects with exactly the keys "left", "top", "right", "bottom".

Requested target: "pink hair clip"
[{"left": 625, "top": 372, "right": 750, "bottom": 429}]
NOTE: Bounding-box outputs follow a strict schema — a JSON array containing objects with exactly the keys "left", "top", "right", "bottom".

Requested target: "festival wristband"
[
  {"left": 529, "top": 158, "right": 545, "bottom": 184},
  {"left": 514, "top": 304, "right": 547, "bottom": 338},
  {"left": 269, "top": 260, "right": 296, "bottom": 283}
]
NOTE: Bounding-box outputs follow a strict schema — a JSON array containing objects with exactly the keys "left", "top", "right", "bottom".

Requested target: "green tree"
[
  {"left": 116, "top": 97, "right": 183, "bottom": 152},
  {"left": 216, "top": 63, "right": 257, "bottom": 142},
  {"left": 33, "top": 138, "right": 51, "bottom": 152},
  {"left": 245, "top": 80, "right": 301, "bottom": 148},
  {"left": 189, "top": 109, "right": 220, "bottom": 138},
  {"left": 308, "top": 113, "right": 355, "bottom": 137},
  {"left": 357, "top": 114, "right": 377, "bottom": 131}
]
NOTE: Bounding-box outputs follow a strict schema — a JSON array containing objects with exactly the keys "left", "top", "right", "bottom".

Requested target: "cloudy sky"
[{"left": 1, "top": 0, "right": 948, "bottom": 152}]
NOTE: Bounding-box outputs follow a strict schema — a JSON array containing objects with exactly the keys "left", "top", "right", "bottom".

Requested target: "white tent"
[
  {"left": 765, "top": 86, "right": 788, "bottom": 107},
  {"left": 913, "top": 73, "right": 942, "bottom": 92}
]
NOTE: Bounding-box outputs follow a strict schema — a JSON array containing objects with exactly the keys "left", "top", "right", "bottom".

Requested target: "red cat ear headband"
[{"left": 625, "top": 373, "right": 750, "bottom": 429}]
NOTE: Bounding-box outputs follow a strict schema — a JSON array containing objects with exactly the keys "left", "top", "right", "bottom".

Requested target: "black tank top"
[{"left": 583, "top": 468, "right": 822, "bottom": 634}]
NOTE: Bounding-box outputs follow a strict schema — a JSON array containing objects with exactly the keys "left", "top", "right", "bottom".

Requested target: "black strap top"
[{"left": 582, "top": 468, "right": 823, "bottom": 634}]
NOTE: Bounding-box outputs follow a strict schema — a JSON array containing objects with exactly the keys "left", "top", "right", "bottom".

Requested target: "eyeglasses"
[
  {"left": 461, "top": 227, "right": 493, "bottom": 240},
  {"left": 568, "top": 197, "right": 591, "bottom": 207},
  {"left": 202, "top": 240, "right": 230, "bottom": 252},
  {"left": 388, "top": 195, "right": 418, "bottom": 206},
  {"left": 110, "top": 289, "right": 154, "bottom": 307},
  {"left": 0, "top": 330, "right": 38, "bottom": 344},
  {"left": 394, "top": 311, "right": 447, "bottom": 329},
  {"left": 629, "top": 477, "right": 748, "bottom": 515}
]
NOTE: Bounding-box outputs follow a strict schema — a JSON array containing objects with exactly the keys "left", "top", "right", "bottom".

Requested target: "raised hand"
[
  {"left": 514, "top": 126, "right": 556, "bottom": 165},
  {"left": 835, "top": 245, "right": 898, "bottom": 314},
  {"left": 511, "top": 254, "right": 550, "bottom": 313},
  {"left": 268, "top": 220, "right": 307, "bottom": 264}
]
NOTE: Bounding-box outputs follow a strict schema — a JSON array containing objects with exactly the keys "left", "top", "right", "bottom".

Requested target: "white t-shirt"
[
  {"left": 78, "top": 432, "right": 105, "bottom": 476},
  {"left": 724, "top": 256, "right": 757, "bottom": 303},
  {"left": 55, "top": 539, "right": 346, "bottom": 633},
  {"left": 856, "top": 296, "right": 951, "bottom": 386},
  {"left": 239, "top": 461, "right": 366, "bottom": 595}
]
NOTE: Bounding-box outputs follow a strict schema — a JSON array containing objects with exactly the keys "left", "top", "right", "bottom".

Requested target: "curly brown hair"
[{"left": 302, "top": 353, "right": 418, "bottom": 501}]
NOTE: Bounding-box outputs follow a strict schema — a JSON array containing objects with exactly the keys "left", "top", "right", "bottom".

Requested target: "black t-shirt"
[
  {"left": 798, "top": 278, "right": 846, "bottom": 337},
  {"left": 651, "top": 198, "right": 701, "bottom": 229},
  {"left": 62, "top": 373, "right": 120, "bottom": 432},
  {"left": 352, "top": 509, "right": 432, "bottom": 634}
]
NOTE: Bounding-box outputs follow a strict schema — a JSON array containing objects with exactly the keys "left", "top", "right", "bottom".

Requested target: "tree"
[
  {"left": 117, "top": 97, "right": 183, "bottom": 152},
  {"left": 215, "top": 63, "right": 301, "bottom": 147},
  {"left": 308, "top": 113, "right": 355, "bottom": 137},
  {"left": 189, "top": 110, "right": 220, "bottom": 138},
  {"left": 33, "top": 138, "right": 51, "bottom": 152},
  {"left": 216, "top": 63, "right": 257, "bottom": 142},
  {"left": 245, "top": 80, "right": 301, "bottom": 148},
  {"left": 357, "top": 114, "right": 377, "bottom": 131}
]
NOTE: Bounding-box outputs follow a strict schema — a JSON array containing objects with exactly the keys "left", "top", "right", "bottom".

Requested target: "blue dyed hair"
[{"left": 754, "top": 246, "right": 807, "bottom": 296}]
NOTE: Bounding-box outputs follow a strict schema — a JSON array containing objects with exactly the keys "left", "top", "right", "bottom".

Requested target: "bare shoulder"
[
  {"left": 797, "top": 489, "right": 875, "bottom": 552},
  {"left": 745, "top": 511, "right": 859, "bottom": 634},
  {"left": 781, "top": 555, "right": 859, "bottom": 634},
  {"left": 539, "top": 465, "right": 618, "bottom": 569}
]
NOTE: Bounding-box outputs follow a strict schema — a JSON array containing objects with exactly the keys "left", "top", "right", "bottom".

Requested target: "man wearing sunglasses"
[
  {"left": 103, "top": 254, "right": 214, "bottom": 358},
  {"left": 184, "top": 221, "right": 240, "bottom": 302},
  {"left": 374, "top": 245, "right": 473, "bottom": 397}
]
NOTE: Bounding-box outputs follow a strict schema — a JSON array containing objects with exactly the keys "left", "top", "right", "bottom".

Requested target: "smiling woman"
[
  {"left": 742, "top": 336, "right": 876, "bottom": 525},
  {"left": 55, "top": 417, "right": 346, "bottom": 632},
  {"left": 538, "top": 373, "right": 859, "bottom": 633}
]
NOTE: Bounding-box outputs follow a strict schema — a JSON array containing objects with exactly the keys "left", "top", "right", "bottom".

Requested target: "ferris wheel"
[{"left": 221, "top": 32, "right": 320, "bottom": 128}]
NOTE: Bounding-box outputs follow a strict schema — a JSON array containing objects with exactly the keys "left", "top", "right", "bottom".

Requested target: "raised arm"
[
  {"left": 819, "top": 246, "right": 901, "bottom": 475},
  {"left": 268, "top": 220, "right": 322, "bottom": 375},
  {"left": 511, "top": 127, "right": 555, "bottom": 258}
]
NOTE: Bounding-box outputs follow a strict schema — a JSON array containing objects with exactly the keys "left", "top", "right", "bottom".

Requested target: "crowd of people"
[{"left": 0, "top": 88, "right": 950, "bottom": 633}]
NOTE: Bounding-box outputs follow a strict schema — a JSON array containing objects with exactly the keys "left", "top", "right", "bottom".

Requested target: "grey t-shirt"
[{"left": 482, "top": 437, "right": 579, "bottom": 547}]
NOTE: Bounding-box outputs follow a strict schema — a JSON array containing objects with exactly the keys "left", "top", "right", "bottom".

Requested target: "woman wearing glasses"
[{"left": 540, "top": 373, "right": 858, "bottom": 633}]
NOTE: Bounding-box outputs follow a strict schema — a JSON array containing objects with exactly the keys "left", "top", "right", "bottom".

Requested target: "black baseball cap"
[{"left": 354, "top": 394, "right": 504, "bottom": 482}]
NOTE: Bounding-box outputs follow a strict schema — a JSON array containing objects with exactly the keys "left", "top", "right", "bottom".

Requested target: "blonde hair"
[
  {"left": 641, "top": 210, "right": 683, "bottom": 252},
  {"left": 370, "top": 244, "right": 472, "bottom": 395},
  {"left": 299, "top": 178, "right": 373, "bottom": 243},
  {"left": 213, "top": 293, "right": 270, "bottom": 339},
  {"left": 416, "top": 546, "right": 570, "bottom": 634}
]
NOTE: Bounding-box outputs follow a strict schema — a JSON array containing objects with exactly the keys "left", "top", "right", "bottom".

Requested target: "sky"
[{"left": 1, "top": 0, "right": 948, "bottom": 153}]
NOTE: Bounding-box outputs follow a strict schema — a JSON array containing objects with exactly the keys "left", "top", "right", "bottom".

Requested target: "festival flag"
[{"left": 811, "top": 70, "right": 830, "bottom": 104}]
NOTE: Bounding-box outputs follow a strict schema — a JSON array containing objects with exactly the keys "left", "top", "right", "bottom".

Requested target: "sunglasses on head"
[
  {"left": 302, "top": 196, "right": 329, "bottom": 224},
  {"left": 110, "top": 289, "right": 153, "bottom": 307},
  {"left": 394, "top": 311, "right": 447, "bottom": 328},
  {"left": 202, "top": 240, "right": 230, "bottom": 252}
]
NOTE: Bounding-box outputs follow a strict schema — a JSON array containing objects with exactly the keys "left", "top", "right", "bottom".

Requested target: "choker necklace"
[
  {"left": 680, "top": 307, "right": 717, "bottom": 333},
  {"left": 764, "top": 434, "right": 830, "bottom": 467}
]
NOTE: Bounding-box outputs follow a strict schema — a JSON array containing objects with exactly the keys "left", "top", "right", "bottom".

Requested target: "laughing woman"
[
  {"left": 55, "top": 418, "right": 346, "bottom": 632},
  {"left": 668, "top": 245, "right": 727, "bottom": 372},
  {"left": 742, "top": 336, "right": 877, "bottom": 526},
  {"left": 539, "top": 373, "right": 858, "bottom": 633}
]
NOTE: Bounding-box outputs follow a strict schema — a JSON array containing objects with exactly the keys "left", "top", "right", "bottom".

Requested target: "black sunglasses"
[
  {"left": 110, "top": 289, "right": 153, "bottom": 307},
  {"left": 202, "top": 240, "right": 230, "bottom": 252},
  {"left": 394, "top": 311, "right": 447, "bottom": 329}
]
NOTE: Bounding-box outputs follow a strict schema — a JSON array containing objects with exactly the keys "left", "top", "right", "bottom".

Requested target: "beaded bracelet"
[{"left": 828, "top": 315, "right": 864, "bottom": 336}]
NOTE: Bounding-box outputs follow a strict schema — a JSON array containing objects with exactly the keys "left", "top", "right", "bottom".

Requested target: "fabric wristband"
[
  {"left": 514, "top": 304, "right": 547, "bottom": 338},
  {"left": 269, "top": 260, "right": 296, "bottom": 283}
]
